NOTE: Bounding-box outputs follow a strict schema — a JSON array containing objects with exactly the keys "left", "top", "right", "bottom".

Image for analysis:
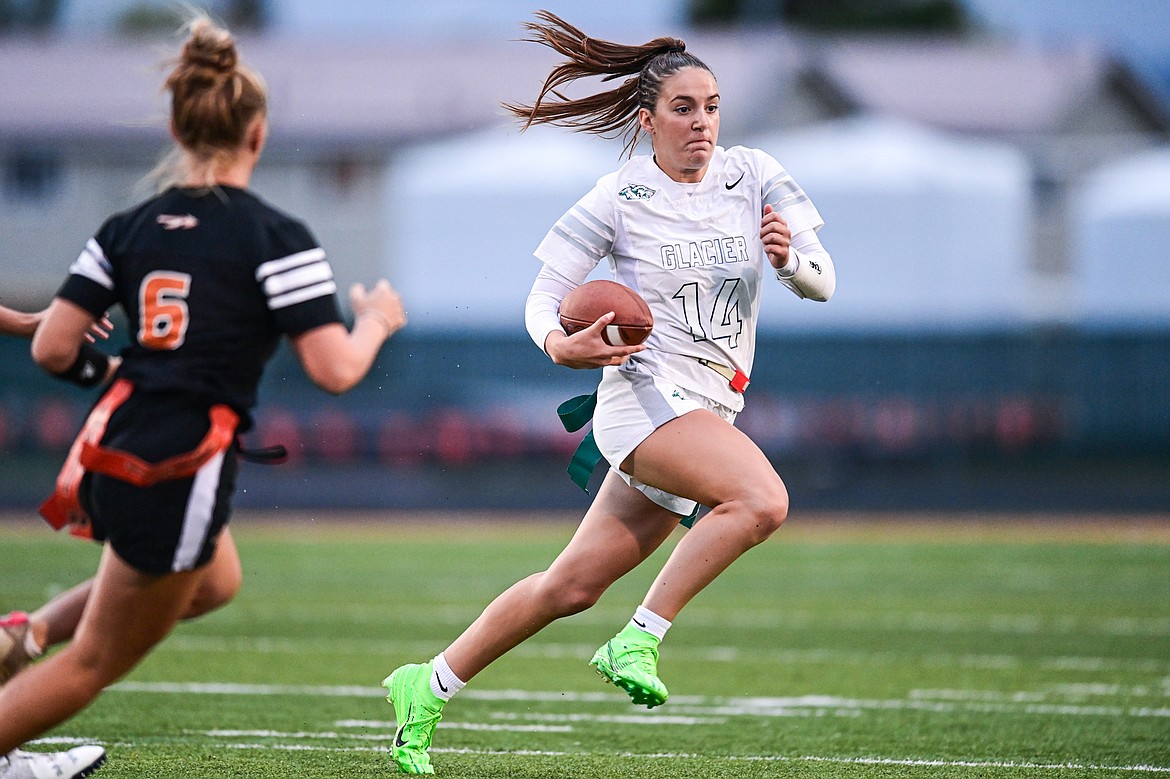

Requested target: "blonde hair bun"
[
  {"left": 157, "top": 13, "right": 268, "bottom": 188},
  {"left": 180, "top": 17, "right": 239, "bottom": 76}
]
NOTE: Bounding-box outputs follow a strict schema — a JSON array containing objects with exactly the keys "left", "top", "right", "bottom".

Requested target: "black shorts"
[{"left": 80, "top": 390, "right": 237, "bottom": 574}]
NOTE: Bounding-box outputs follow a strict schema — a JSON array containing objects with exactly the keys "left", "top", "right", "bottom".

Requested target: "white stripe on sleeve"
[
  {"left": 68, "top": 239, "right": 115, "bottom": 290},
  {"left": 255, "top": 248, "right": 327, "bottom": 282},
  {"left": 261, "top": 259, "right": 334, "bottom": 298},
  {"left": 255, "top": 248, "right": 336, "bottom": 311},
  {"left": 268, "top": 280, "right": 338, "bottom": 311}
]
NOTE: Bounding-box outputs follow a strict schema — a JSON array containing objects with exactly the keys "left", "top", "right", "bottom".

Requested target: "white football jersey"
[{"left": 534, "top": 145, "right": 824, "bottom": 410}]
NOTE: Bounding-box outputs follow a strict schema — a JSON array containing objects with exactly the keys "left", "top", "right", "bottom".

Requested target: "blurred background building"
[{"left": 1, "top": 0, "right": 1168, "bottom": 513}]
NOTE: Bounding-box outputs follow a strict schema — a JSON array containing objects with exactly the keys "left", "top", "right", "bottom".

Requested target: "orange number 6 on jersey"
[{"left": 139, "top": 271, "right": 192, "bottom": 350}]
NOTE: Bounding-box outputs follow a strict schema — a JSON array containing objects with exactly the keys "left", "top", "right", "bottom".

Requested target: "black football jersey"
[{"left": 58, "top": 186, "right": 343, "bottom": 414}]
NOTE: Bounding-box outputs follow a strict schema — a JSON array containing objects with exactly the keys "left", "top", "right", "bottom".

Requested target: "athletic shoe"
[
  {"left": 0, "top": 612, "right": 34, "bottom": 685},
  {"left": 590, "top": 624, "right": 669, "bottom": 708},
  {"left": 0, "top": 746, "right": 106, "bottom": 779},
  {"left": 382, "top": 662, "right": 445, "bottom": 775}
]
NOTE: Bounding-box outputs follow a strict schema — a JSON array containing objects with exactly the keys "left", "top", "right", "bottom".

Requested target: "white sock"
[
  {"left": 430, "top": 652, "right": 465, "bottom": 701},
  {"left": 630, "top": 605, "right": 671, "bottom": 641},
  {"left": 24, "top": 628, "right": 43, "bottom": 659}
]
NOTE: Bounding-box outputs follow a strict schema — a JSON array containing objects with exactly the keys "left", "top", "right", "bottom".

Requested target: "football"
[{"left": 559, "top": 279, "right": 653, "bottom": 346}]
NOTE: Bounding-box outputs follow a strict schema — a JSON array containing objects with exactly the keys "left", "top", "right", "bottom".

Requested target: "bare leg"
[
  {"left": 436, "top": 410, "right": 785, "bottom": 683},
  {"left": 182, "top": 528, "right": 242, "bottom": 618},
  {"left": 25, "top": 529, "right": 242, "bottom": 651},
  {"left": 0, "top": 544, "right": 203, "bottom": 754},
  {"left": 443, "top": 473, "right": 679, "bottom": 682},
  {"left": 622, "top": 409, "right": 789, "bottom": 620},
  {"left": 28, "top": 580, "right": 89, "bottom": 650}
]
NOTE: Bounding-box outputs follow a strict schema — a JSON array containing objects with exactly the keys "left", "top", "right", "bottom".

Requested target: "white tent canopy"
[
  {"left": 384, "top": 117, "right": 1036, "bottom": 333},
  {"left": 747, "top": 117, "right": 1034, "bottom": 332},
  {"left": 1071, "top": 147, "right": 1170, "bottom": 328},
  {"left": 383, "top": 124, "right": 625, "bottom": 332}
]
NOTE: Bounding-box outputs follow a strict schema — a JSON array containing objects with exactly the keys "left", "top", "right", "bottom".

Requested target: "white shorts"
[{"left": 592, "top": 365, "right": 738, "bottom": 516}]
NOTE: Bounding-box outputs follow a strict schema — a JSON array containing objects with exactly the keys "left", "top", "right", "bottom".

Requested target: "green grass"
[{"left": 2, "top": 512, "right": 1169, "bottom": 778}]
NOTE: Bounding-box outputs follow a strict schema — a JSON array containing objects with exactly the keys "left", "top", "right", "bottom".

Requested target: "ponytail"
[{"left": 504, "top": 10, "right": 712, "bottom": 157}]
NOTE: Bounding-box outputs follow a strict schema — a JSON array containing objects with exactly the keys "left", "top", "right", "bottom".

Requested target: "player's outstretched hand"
[
  {"left": 350, "top": 280, "right": 407, "bottom": 339},
  {"left": 546, "top": 311, "right": 645, "bottom": 369},
  {"left": 760, "top": 204, "right": 792, "bottom": 270}
]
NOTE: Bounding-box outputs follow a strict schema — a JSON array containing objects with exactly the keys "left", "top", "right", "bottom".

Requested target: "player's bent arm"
[
  {"left": 525, "top": 265, "right": 577, "bottom": 353},
  {"left": 291, "top": 279, "right": 406, "bottom": 395},
  {"left": 31, "top": 299, "right": 98, "bottom": 372},
  {"left": 31, "top": 298, "right": 117, "bottom": 386},
  {"left": 291, "top": 320, "right": 387, "bottom": 395},
  {"left": 0, "top": 304, "right": 40, "bottom": 338},
  {"left": 525, "top": 264, "right": 642, "bottom": 369},
  {"left": 777, "top": 229, "right": 836, "bottom": 302},
  {"left": 2, "top": 303, "right": 112, "bottom": 342}
]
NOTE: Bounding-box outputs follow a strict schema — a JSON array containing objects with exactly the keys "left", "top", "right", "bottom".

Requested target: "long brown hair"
[
  {"left": 504, "top": 10, "right": 713, "bottom": 157},
  {"left": 153, "top": 13, "right": 267, "bottom": 189}
]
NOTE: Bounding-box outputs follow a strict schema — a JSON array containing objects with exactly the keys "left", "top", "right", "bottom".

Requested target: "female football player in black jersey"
[{"left": 0, "top": 14, "right": 406, "bottom": 777}]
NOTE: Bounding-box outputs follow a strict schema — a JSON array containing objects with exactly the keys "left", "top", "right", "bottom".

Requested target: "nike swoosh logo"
[
  {"left": 435, "top": 670, "right": 449, "bottom": 694},
  {"left": 725, "top": 172, "right": 745, "bottom": 190},
  {"left": 633, "top": 619, "right": 647, "bottom": 628},
  {"left": 395, "top": 703, "right": 411, "bottom": 747},
  {"left": 607, "top": 642, "right": 624, "bottom": 670}
]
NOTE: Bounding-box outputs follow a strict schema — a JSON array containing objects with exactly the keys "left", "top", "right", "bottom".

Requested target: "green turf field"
[{"left": 2, "top": 512, "right": 1169, "bottom": 778}]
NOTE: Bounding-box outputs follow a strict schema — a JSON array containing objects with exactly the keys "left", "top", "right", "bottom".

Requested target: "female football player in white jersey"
[
  {"left": 0, "top": 14, "right": 406, "bottom": 778},
  {"left": 381, "top": 10, "right": 835, "bottom": 775}
]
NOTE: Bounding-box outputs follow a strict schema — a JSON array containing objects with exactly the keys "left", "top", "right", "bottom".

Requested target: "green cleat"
[
  {"left": 589, "top": 624, "right": 669, "bottom": 708},
  {"left": 382, "top": 662, "right": 445, "bottom": 774}
]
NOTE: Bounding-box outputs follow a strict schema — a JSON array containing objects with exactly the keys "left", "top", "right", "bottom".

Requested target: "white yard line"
[
  {"left": 107, "top": 681, "right": 1170, "bottom": 718},
  {"left": 160, "top": 635, "right": 1170, "bottom": 674},
  {"left": 35, "top": 736, "right": 1170, "bottom": 774},
  {"left": 162, "top": 609, "right": 1170, "bottom": 642}
]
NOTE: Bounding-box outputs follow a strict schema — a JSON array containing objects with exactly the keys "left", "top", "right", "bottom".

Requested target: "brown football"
[{"left": 559, "top": 280, "right": 653, "bottom": 346}]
